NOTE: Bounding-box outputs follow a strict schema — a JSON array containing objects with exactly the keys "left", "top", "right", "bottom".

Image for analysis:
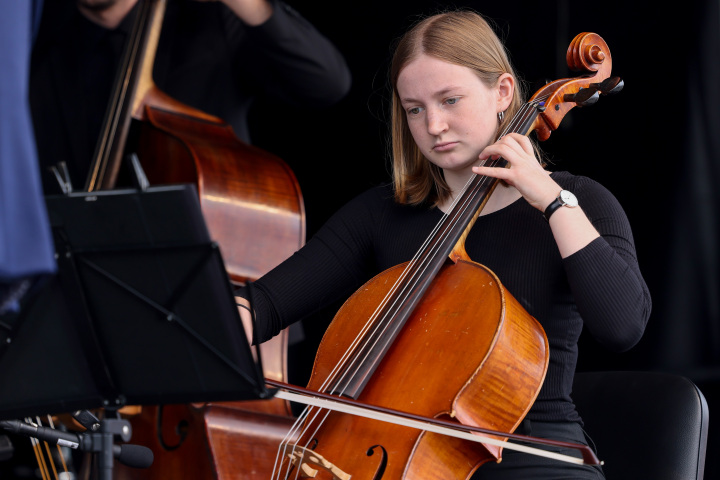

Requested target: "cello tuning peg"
[
  {"left": 563, "top": 87, "right": 601, "bottom": 107},
  {"left": 607, "top": 78, "right": 624, "bottom": 95},
  {"left": 592, "top": 77, "right": 624, "bottom": 95}
]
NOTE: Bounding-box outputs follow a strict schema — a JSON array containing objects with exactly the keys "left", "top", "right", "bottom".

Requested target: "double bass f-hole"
[
  {"left": 155, "top": 405, "right": 188, "bottom": 451},
  {"left": 100, "top": 1, "right": 306, "bottom": 479},
  {"left": 271, "top": 31, "right": 621, "bottom": 480}
]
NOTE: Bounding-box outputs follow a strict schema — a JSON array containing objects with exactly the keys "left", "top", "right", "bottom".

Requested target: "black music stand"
[{"left": 0, "top": 185, "right": 268, "bottom": 474}]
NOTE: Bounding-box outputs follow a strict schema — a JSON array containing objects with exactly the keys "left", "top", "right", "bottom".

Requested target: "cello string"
[
  {"left": 274, "top": 99, "right": 547, "bottom": 478},
  {"left": 285, "top": 99, "right": 542, "bottom": 415},
  {"left": 272, "top": 283, "right": 416, "bottom": 472},
  {"left": 309, "top": 99, "right": 544, "bottom": 403},
  {"left": 310, "top": 99, "right": 546, "bottom": 401},
  {"left": 272, "top": 202, "right": 464, "bottom": 478},
  {"left": 272, "top": 405, "right": 325, "bottom": 478},
  {"left": 275, "top": 405, "right": 339, "bottom": 480},
  {"left": 320, "top": 100, "right": 541, "bottom": 389}
]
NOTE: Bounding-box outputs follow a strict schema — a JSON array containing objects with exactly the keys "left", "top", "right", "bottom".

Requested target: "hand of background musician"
[
  {"left": 78, "top": 0, "right": 273, "bottom": 30},
  {"left": 201, "top": 0, "right": 273, "bottom": 26}
]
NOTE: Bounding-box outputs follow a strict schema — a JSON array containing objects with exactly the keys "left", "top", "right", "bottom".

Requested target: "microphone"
[
  {"left": 0, "top": 420, "right": 153, "bottom": 468},
  {"left": 113, "top": 443, "right": 154, "bottom": 469},
  {"left": 0, "top": 419, "right": 84, "bottom": 449}
]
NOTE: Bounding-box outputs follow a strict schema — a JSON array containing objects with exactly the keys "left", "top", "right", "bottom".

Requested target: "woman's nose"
[{"left": 426, "top": 109, "right": 448, "bottom": 135}]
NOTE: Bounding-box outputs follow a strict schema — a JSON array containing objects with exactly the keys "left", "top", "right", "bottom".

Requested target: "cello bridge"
[{"left": 285, "top": 445, "right": 351, "bottom": 480}]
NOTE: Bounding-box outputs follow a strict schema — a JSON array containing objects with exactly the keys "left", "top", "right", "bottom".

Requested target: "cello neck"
[
  {"left": 329, "top": 101, "right": 545, "bottom": 398},
  {"left": 446, "top": 99, "right": 545, "bottom": 261},
  {"left": 84, "top": 0, "right": 166, "bottom": 192}
]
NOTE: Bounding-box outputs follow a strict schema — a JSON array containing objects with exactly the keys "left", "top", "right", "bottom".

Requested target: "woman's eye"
[{"left": 407, "top": 106, "right": 423, "bottom": 115}]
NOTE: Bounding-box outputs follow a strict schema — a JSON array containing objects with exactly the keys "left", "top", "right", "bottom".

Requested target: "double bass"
[
  {"left": 77, "top": 0, "right": 307, "bottom": 478},
  {"left": 84, "top": 0, "right": 305, "bottom": 285},
  {"left": 260, "top": 32, "right": 623, "bottom": 479}
]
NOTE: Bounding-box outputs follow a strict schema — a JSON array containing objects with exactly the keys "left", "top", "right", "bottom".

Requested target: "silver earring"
[{"left": 498, "top": 111, "right": 505, "bottom": 122}]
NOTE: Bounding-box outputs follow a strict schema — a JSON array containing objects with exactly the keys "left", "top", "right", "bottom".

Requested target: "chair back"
[{"left": 572, "top": 371, "right": 709, "bottom": 480}]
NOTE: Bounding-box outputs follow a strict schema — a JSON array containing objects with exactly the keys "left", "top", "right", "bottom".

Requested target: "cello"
[
  {"left": 260, "top": 30, "right": 623, "bottom": 479},
  {"left": 77, "top": 0, "right": 305, "bottom": 478}
]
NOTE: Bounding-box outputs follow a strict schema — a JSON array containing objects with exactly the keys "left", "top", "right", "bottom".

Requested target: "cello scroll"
[{"left": 531, "top": 32, "right": 624, "bottom": 141}]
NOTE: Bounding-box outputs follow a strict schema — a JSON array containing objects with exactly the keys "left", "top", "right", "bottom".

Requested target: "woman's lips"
[{"left": 433, "top": 141, "right": 458, "bottom": 152}]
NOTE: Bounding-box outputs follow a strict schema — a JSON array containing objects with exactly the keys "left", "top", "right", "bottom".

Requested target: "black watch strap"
[
  {"left": 544, "top": 190, "right": 578, "bottom": 221},
  {"left": 543, "top": 198, "right": 564, "bottom": 221}
]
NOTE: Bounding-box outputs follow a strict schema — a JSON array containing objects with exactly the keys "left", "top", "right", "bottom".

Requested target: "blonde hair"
[{"left": 390, "top": 10, "right": 525, "bottom": 206}]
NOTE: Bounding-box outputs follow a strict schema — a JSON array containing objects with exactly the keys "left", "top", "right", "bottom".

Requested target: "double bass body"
[
  {"left": 106, "top": 1, "right": 304, "bottom": 478},
  {"left": 112, "top": 65, "right": 304, "bottom": 480},
  {"left": 136, "top": 98, "right": 305, "bottom": 284}
]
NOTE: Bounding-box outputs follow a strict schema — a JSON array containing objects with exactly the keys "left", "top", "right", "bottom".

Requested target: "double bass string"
[
  {"left": 86, "top": 0, "right": 154, "bottom": 191},
  {"left": 273, "top": 98, "right": 546, "bottom": 478}
]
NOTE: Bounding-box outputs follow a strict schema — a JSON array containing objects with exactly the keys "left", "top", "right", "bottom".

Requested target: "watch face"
[{"left": 560, "top": 190, "right": 579, "bottom": 207}]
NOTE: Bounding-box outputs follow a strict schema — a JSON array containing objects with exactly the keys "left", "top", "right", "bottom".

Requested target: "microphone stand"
[
  {"left": 80, "top": 410, "right": 132, "bottom": 480},
  {"left": 1, "top": 409, "right": 151, "bottom": 480}
]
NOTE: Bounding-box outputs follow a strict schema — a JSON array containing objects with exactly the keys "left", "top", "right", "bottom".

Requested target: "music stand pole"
[{"left": 89, "top": 415, "right": 132, "bottom": 480}]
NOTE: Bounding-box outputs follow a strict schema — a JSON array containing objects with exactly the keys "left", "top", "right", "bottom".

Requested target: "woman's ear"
[{"left": 496, "top": 73, "right": 515, "bottom": 112}]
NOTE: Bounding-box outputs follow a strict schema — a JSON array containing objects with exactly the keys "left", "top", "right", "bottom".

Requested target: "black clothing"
[
  {"left": 247, "top": 171, "right": 651, "bottom": 424},
  {"left": 29, "top": 0, "right": 351, "bottom": 194},
  {"left": 471, "top": 420, "right": 605, "bottom": 479}
]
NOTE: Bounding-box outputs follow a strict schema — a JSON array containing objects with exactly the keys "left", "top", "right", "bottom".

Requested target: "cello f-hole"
[{"left": 366, "top": 444, "right": 388, "bottom": 480}]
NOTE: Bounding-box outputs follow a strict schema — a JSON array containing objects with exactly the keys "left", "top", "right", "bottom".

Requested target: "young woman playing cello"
[{"left": 237, "top": 9, "right": 650, "bottom": 479}]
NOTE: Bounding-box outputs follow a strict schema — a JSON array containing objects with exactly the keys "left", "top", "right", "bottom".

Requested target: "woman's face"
[{"left": 396, "top": 54, "right": 512, "bottom": 177}]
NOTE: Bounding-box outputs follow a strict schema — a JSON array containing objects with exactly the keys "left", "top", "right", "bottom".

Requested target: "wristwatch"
[{"left": 543, "top": 190, "right": 578, "bottom": 221}]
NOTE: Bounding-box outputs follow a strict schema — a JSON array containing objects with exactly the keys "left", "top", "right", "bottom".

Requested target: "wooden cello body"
[{"left": 299, "top": 261, "right": 548, "bottom": 479}]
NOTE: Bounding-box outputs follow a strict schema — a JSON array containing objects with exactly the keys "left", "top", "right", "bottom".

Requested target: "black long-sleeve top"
[{"left": 246, "top": 171, "right": 651, "bottom": 423}]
